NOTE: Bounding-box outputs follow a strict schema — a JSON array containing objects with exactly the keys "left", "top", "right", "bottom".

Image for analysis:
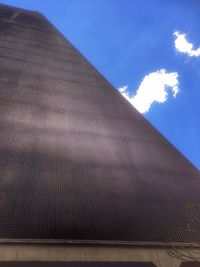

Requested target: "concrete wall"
[{"left": 0, "top": 244, "right": 195, "bottom": 267}]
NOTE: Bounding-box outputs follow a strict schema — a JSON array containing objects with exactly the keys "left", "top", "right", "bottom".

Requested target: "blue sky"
[{"left": 1, "top": 0, "right": 200, "bottom": 169}]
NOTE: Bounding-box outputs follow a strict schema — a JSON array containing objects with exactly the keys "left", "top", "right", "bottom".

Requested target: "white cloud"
[
  {"left": 174, "top": 31, "right": 200, "bottom": 57},
  {"left": 119, "top": 69, "right": 179, "bottom": 113}
]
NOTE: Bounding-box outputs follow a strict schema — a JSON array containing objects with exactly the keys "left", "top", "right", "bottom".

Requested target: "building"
[{"left": 0, "top": 3, "right": 200, "bottom": 267}]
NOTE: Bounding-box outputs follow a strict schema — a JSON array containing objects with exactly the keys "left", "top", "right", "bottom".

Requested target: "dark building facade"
[{"left": 0, "top": 3, "right": 200, "bottom": 267}]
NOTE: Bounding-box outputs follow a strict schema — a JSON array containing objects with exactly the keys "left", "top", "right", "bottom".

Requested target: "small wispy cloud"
[
  {"left": 174, "top": 31, "right": 200, "bottom": 57},
  {"left": 119, "top": 69, "right": 179, "bottom": 113}
]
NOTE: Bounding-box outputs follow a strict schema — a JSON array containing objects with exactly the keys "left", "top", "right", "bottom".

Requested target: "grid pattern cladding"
[{"left": 0, "top": 3, "right": 200, "bottom": 243}]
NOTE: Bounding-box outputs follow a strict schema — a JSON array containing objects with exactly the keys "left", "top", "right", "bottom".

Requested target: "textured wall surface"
[
  {"left": 0, "top": 262, "right": 156, "bottom": 267},
  {"left": 0, "top": 262, "right": 155, "bottom": 267},
  {"left": 0, "top": 4, "right": 200, "bottom": 243}
]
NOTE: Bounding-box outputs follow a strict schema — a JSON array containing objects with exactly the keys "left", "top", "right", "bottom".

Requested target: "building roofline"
[
  {"left": 0, "top": 239, "right": 199, "bottom": 248},
  {"left": 0, "top": 2, "right": 40, "bottom": 15}
]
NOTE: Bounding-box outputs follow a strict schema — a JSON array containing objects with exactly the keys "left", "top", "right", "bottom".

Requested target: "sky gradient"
[{"left": 1, "top": 0, "right": 200, "bottom": 169}]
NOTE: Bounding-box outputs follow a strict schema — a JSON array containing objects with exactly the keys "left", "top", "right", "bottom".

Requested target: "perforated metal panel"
[
  {"left": 0, "top": 3, "right": 200, "bottom": 244},
  {"left": 180, "top": 262, "right": 200, "bottom": 267}
]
